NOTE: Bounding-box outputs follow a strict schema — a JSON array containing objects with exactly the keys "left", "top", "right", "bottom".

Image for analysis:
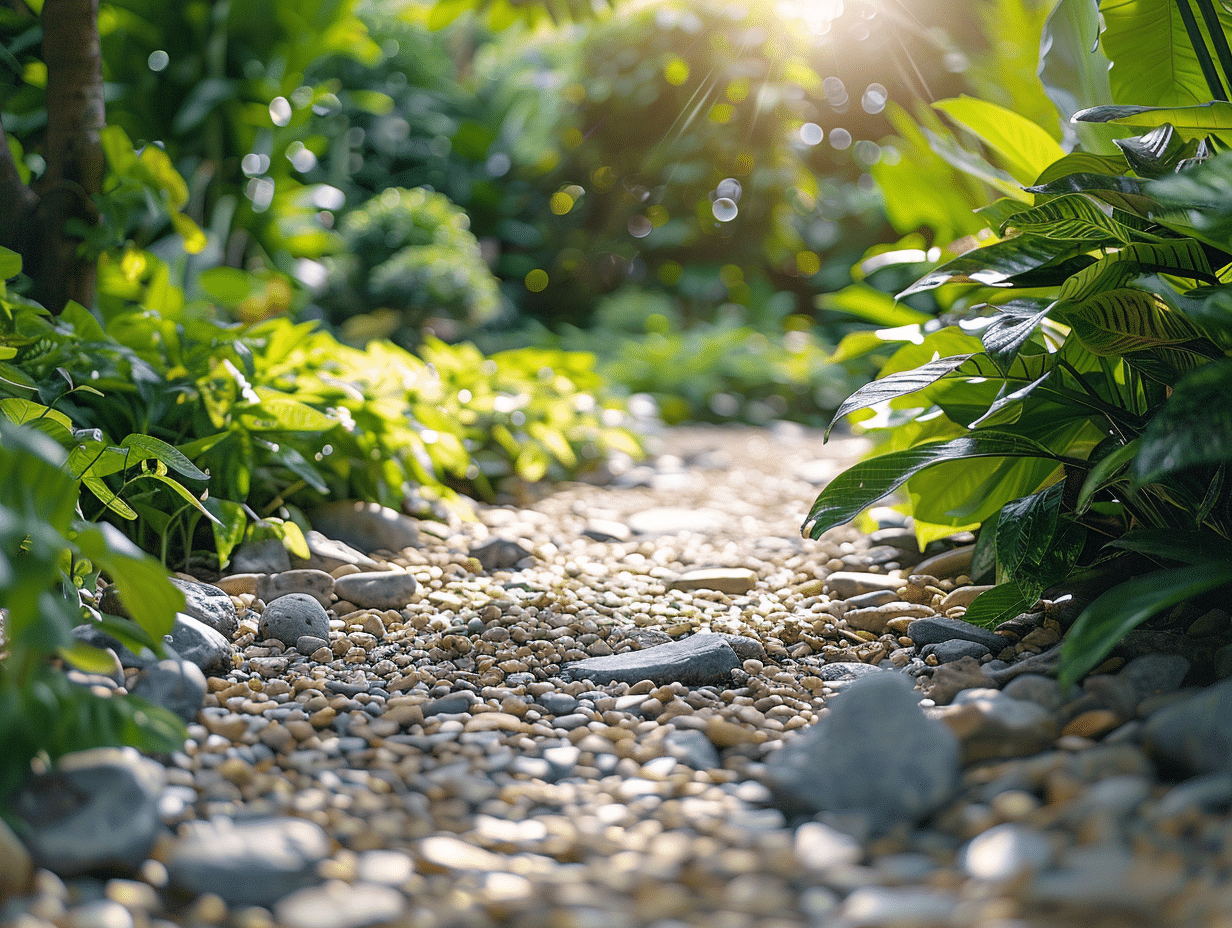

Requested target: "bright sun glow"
[{"left": 772, "top": 0, "right": 847, "bottom": 35}]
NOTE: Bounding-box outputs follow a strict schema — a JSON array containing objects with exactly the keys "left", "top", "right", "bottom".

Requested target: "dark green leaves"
[
  {"left": 825, "top": 355, "right": 975, "bottom": 438},
  {"left": 1135, "top": 357, "right": 1232, "bottom": 483},
  {"left": 898, "top": 236, "right": 1083, "bottom": 298}
]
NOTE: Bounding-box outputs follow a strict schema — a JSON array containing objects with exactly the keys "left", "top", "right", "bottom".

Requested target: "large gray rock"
[
  {"left": 258, "top": 594, "right": 331, "bottom": 648},
  {"left": 1144, "top": 677, "right": 1232, "bottom": 778},
  {"left": 293, "top": 531, "right": 379, "bottom": 573},
  {"left": 930, "top": 688, "right": 1058, "bottom": 764},
  {"left": 130, "top": 658, "right": 207, "bottom": 721},
  {"left": 231, "top": 537, "right": 292, "bottom": 574},
  {"left": 310, "top": 501, "right": 419, "bottom": 555},
  {"left": 11, "top": 747, "right": 165, "bottom": 877},
  {"left": 907, "top": 616, "right": 1006, "bottom": 652},
  {"left": 562, "top": 635, "right": 741, "bottom": 687},
  {"left": 164, "top": 817, "right": 330, "bottom": 907},
  {"left": 165, "top": 614, "right": 233, "bottom": 676},
  {"left": 333, "top": 571, "right": 418, "bottom": 611},
  {"left": 762, "top": 672, "right": 960, "bottom": 834},
  {"left": 257, "top": 569, "right": 335, "bottom": 609},
  {"left": 100, "top": 578, "right": 239, "bottom": 640}
]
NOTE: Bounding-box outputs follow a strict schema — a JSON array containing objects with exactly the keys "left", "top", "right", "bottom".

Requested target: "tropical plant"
[{"left": 806, "top": 0, "right": 1232, "bottom": 685}]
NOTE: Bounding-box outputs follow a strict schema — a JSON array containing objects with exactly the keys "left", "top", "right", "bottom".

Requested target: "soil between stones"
[{"left": 6, "top": 423, "right": 1232, "bottom": 928}]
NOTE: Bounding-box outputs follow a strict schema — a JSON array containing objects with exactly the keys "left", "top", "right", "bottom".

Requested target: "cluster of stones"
[{"left": 3, "top": 425, "right": 1232, "bottom": 928}]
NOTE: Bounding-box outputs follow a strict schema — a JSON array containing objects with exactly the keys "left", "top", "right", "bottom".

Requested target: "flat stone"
[
  {"left": 333, "top": 571, "right": 419, "bottom": 611},
  {"left": 920, "top": 640, "right": 990, "bottom": 664},
  {"left": 912, "top": 544, "right": 975, "bottom": 579},
  {"left": 930, "top": 688, "right": 1058, "bottom": 763},
  {"left": 1144, "top": 677, "right": 1232, "bottom": 777},
  {"left": 294, "top": 530, "right": 379, "bottom": 573},
  {"left": 625, "top": 506, "right": 726, "bottom": 536},
  {"left": 1116, "top": 653, "right": 1190, "bottom": 704},
  {"left": 164, "top": 817, "right": 330, "bottom": 907},
  {"left": 295, "top": 635, "right": 329, "bottom": 654},
  {"left": 925, "top": 655, "right": 1000, "bottom": 705},
  {"left": 712, "top": 633, "right": 766, "bottom": 662},
  {"left": 257, "top": 570, "right": 335, "bottom": 609},
  {"left": 562, "top": 635, "right": 740, "bottom": 687},
  {"left": 259, "top": 593, "right": 331, "bottom": 648},
  {"left": 275, "top": 881, "right": 406, "bottom": 928},
  {"left": 1000, "top": 674, "right": 1065, "bottom": 711},
  {"left": 662, "top": 728, "right": 721, "bottom": 769},
  {"left": 814, "top": 662, "right": 889, "bottom": 682},
  {"left": 839, "top": 887, "right": 960, "bottom": 926},
  {"left": 668, "top": 568, "right": 758, "bottom": 595},
  {"left": 214, "top": 573, "right": 260, "bottom": 596},
  {"left": 907, "top": 616, "right": 1005, "bottom": 651},
  {"left": 762, "top": 672, "right": 960, "bottom": 833},
  {"left": 824, "top": 572, "right": 908, "bottom": 598},
  {"left": 845, "top": 602, "right": 934, "bottom": 635},
  {"left": 939, "top": 584, "right": 994, "bottom": 611},
  {"left": 11, "top": 747, "right": 165, "bottom": 877},
  {"left": 310, "top": 501, "right": 419, "bottom": 554},
  {"left": 231, "top": 537, "right": 292, "bottom": 574},
  {"left": 129, "top": 658, "right": 207, "bottom": 721},
  {"left": 469, "top": 538, "right": 534, "bottom": 571},
  {"left": 583, "top": 519, "right": 632, "bottom": 542},
  {"left": 165, "top": 614, "right": 233, "bottom": 676}
]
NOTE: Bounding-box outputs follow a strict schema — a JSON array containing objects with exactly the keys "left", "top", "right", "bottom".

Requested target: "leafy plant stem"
[
  {"left": 1174, "top": 0, "right": 1229, "bottom": 100},
  {"left": 1055, "top": 359, "right": 1145, "bottom": 437}
]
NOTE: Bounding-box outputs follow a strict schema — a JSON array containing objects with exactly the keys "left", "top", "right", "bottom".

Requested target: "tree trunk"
[{"left": 0, "top": 0, "right": 104, "bottom": 313}]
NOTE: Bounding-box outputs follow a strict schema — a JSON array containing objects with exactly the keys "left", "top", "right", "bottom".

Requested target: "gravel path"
[{"left": 5, "top": 424, "right": 1232, "bottom": 928}]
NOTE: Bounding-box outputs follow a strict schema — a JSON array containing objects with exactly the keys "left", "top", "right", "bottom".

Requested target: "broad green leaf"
[
  {"left": 0, "top": 246, "right": 21, "bottom": 279},
  {"left": 203, "top": 497, "right": 247, "bottom": 567},
  {"left": 1032, "top": 152, "right": 1130, "bottom": 187},
  {"left": 1003, "top": 194, "right": 1144, "bottom": 244},
  {"left": 1060, "top": 561, "right": 1232, "bottom": 686},
  {"left": 981, "top": 300, "right": 1055, "bottom": 370},
  {"left": 58, "top": 640, "right": 124, "bottom": 675},
  {"left": 1115, "top": 124, "right": 1200, "bottom": 178},
  {"left": 80, "top": 474, "right": 138, "bottom": 520},
  {"left": 1111, "top": 527, "right": 1232, "bottom": 563},
  {"left": 995, "top": 482, "right": 1063, "bottom": 578},
  {"left": 121, "top": 434, "right": 209, "bottom": 481},
  {"left": 241, "top": 390, "right": 337, "bottom": 432},
  {"left": 1075, "top": 439, "right": 1139, "bottom": 512},
  {"left": 825, "top": 355, "right": 975, "bottom": 439},
  {"left": 1075, "top": 102, "right": 1232, "bottom": 139},
  {"left": 815, "top": 285, "right": 931, "bottom": 326},
  {"left": 1025, "top": 172, "right": 1159, "bottom": 216},
  {"left": 1134, "top": 357, "right": 1232, "bottom": 483},
  {"left": 899, "top": 235, "right": 1082, "bottom": 298},
  {"left": 73, "top": 522, "right": 182, "bottom": 639},
  {"left": 1058, "top": 241, "right": 1215, "bottom": 301},
  {"left": 266, "top": 444, "right": 330, "bottom": 494},
  {"left": 934, "top": 96, "right": 1066, "bottom": 186},
  {"left": 961, "top": 580, "right": 1041, "bottom": 629},
  {"left": 1062, "top": 288, "right": 1212, "bottom": 354},
  {"left": 803, "top": 431, "right": 1060, "bottom": 539},
  {"left": 1039, "top": 0, "right": 1116, "bottom": 151},
  {"left": 1150, "top": 150, "right": 1232, "bottom": 250},
  {"left": 975, "top": 199, "right": 1033, "bottom": 230},
  {"left": 138, "top": 472, "right": 220, "bottom": 524},
  {"left": 1099, "top": 0, "right": 1232, "bottom": 108}
]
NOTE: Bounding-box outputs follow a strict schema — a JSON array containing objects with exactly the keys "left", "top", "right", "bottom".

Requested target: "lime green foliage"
[
  {"left": 0, "top": 417, "right": 187, "bottom": 803},
  {"left": 1, "top": 264, "right": 640, "bottom": 569},
  {"left": 810, "top": 7, "right": 1232, "bottom": 684},
  {"left": 319, "top": 188, "right": 502, "bottom": 347}
]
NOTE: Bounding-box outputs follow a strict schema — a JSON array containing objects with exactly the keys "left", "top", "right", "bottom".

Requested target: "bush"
[{"left": 318, "top": 187, "right": 503, "bottom": 346}]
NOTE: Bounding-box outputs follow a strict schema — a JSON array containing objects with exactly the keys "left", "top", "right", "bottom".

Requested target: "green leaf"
[
  {"left": 241, "top": 390, "right": 337, "bottom": 432},
  {"left": 1003, "top": 194, "right": 1144, "bottom": 244},
  {"left": 1025, "top": 172, "right": 1158, "bottom": 216},
  {"left": 1032, "top": 152, "right": 1130, "bottom": 187},
  {"left": 899, "top": 235, "right": 1082, "bottom": 298},
  {"left": 981, "top": 300, "right": 1055, "bottom": 370},
  {"left": 266, "top": 443, "right": 330, "bottom": 494},
  {"left": 0, "top": 246, "right": 21, "bottom": 279},
  {"left": 140, "top": 472, "right": 221, "bottom": 524},
  {"left": 1111, "top": 527, "right": 1232, "bottom": 564},
  {"left": 203, "top": 497, "right": 247, "bottom": 568},
  {"left": 1149, "top": 150, "right": 1232, "bottom": 251},
  {"left": 58, "top": 640, "right": 124, "bottom": 675},
  {"left": 934, "top": 96, "right": 1066, "bottom": 186},
  {"left": 1039, "top": 0, "right": 1115, "bottom": 150},
  {"left": 996, "top": 483, "right": 1063, "bottom": 578},
  {"left": 1075, "top": 439, "right": 1140, "bottom": 512},
  {"left": 961, "top": 580, "right": 1040, "bottom": 629},
  {"left": 825, "top": 355, "right": 976, "bottom": 439},
  {"left": 73, "top": 522, "right": 182, "bottom": 640},
  {"left": 1116, "top": 124, "right": 1199, "bottom": 178},
  {"left": 1062, "top": 288, "right": 1212, "bottom": 355},
  {"left": 1075, "top": 102, "right": 1232, "bottom": 138},
  {"left": 120, "top": 434, "right": 209, "bottom": 481},
  {"left": 1060, "top": 562, "right": 1232, "bottom": 686},
  {"left": 80, "top": 474, "right": 138, "bottom": 520},
  {"left": 1134, "top": 357, "right": 1232, "bottom": 483},
  {"left": 815, "top": 285, "right": 932, "bottom": 326},
  {"left": 1058, "top": 241, "right": 1216, "bottom": 301},
  {"left": 803, "top": 431, "right": 1060, "bottom": 539}
]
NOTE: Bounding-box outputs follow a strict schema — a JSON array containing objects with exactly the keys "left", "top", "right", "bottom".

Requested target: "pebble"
[
  {"left": 469, "top": 537, "right": 534, "bottom": 571},
  {"left": 668, "top": 568, "right": 758, "bottom": 594},
  {"left": 165, "top": 614, "right": 234, "bottom": 676},
  {"left": 129, "top": 658, "right": 207, "bottom": 721},
  {"left": 332, "top": 570, "right": 418, "bottom": 610},
  {"left": 257, "top": 569, "right": 335, "bottom": 609},
  {"left": 912, "top": 544, "right": 974, "bottom": 579},
  {"left": 824, "top": 571, "right": 908, "bottom": 598},
  {"left": 258, "top": 593, "right": 331, "bottom": 647},
  {"left": 907, "top": 616, "right": 1004, "bottom": 652},
  {"left": 231, "top": 537, "right": 292, "bottom": 573},
  {"left": 274, "top": 881, "right": 405, "bottom": 928},
  {"left": 563, "top": 635, "right": 740, "bottom": 686},
  {"left": 931, "top": 688, "right": 1058, "bottom": 763},
  {"left": 961, "top": 823, "right": 1053, "bottom": 881}
]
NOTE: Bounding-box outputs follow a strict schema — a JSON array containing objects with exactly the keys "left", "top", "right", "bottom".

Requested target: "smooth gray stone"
[
  {"left": 1144, "top": 677, "right": 1232, "bottom": 777},
  {"left": 422, "top": 693, "right": 475, "bottom": 716},
  {"left": 165, "top": 614, "right": 233, "bottom": 676},
  {"left": 257, "top": 570, "right": 335, "bottom": 609},
  {"left": 295, "top": 635, "right": 329, "bottom": 654},
  {"left": 130, "top": 658, "right": 207, "bottom": 721},
  {"left": 843, "top": 589, "right": 900, "bottom": 609},
  {"left": 961, "top": 823, "right": 1053, "bottom": 881},
  {"left": 663, "top": 728, "right": 721, "bottom": 769},
  {"left": 12, "top": 747, "right": 165, "bottom": 877},
  {"left": 99, "top": 578, "right": 239, "bottom": 641},
  {"left": 583, "top": 519, "right": 632, "bottom": 542},
  {"left": 625, "top": 506, "right": 726, "bottom": 536},
  {"left": 907, "top": 616, "right": 1005, "bottom": 651},
  {"left": 231, "top": 537, "right": 292, "bottom": 574},
  {"left": 1001, "top": 674, "right": 1065, "bottom": 711},
  {"left": 1116, "top": 653, "right": 1191, "bottom": 704},
  {"left": 815, "top": 662, "right": 888, "bottom": 682},
  {"left": 762, "top": 672, "right": 960, "bottom": 834},
  {"left": 164, "top": 817, "right": 330, "bottom": 907},
  {"left": 333, "top": 571, "right": 418, "bottom": 611},
  {"left": 294, "top": 531, "right": 379, "bottom": 573},
  {"left": 920, "top": 640, "right": 990, "bottom": 664},
  {"left": 310, "top": 501, "right": 419, "bottom": 555},
  {"left": 275, "top": 880, "right": 405, "bottom": 928},
  {"left": 562, "top": 635, "right": 740, "bottom": 687},
  {"left": 939, "top": 688, "right": 1058, "bottom": 763},
  {"left": 469, "top": 538, "right": 534, "bottom": 571},
  {"left": 259, "top": 594, "right": 330, "bottom": 648},
  {"left": 713, "top": 633, "right": 766, "bottom": 662},
  {"left": 536, "top": 692, "right": 579, "bottom": 715}
]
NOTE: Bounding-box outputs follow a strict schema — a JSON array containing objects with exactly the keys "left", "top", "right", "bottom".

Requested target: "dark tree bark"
[{"left": 0, "top": 0, "right": 103, "bottom": 313}]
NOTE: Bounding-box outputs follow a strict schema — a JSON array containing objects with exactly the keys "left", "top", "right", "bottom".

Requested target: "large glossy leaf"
[
  {"left": 981, "top": 300, "right": 1055, "bottom": 370},
  {"left": 1116, "top": 124, "right": 1201, "bottom": 178},
  {"left": 996, "top": 483, "right": 1063, "bottom": 577},
  {"left": 120, "top": 434, "right": 208, "bottom": 481},
  {"left": 1075, "top": 438, "right": 1140, "bottom": 512},
  {"left": 1002, "top": 193, "right": 1140, "bottom": 244},
  {"left": 962, "top": 580, "right": 1041, "bottom": 629},
  {"left": 1135, "top": 357, "right": 1232, "bottom": 483},
  {"left": 899, "top": 235, "right": 1082, "bottom": 298},
  {"left": 934, "top": 96, "right": 1067, "bottom": 186},
  {"left": 1033, "top": 152, "right": 1130, "bottom": 187},
  {"left": 825, "top": 355, "right": 976, "bottom": 439},
  {"left": 1039, "top": 0, "right": 1115, "bottom": 151},
  {"left": 1075, "top": 102, "right": 1232, "bottom": 139},
  {"left": 1111, "top": 527, "right": 1232, "bottom": 563},
  {"left": 1060, "top": 561, "right": 1232, "bottom": 686},
  {"left": 1061, "top": 288, "right": 1211, "bottom": 354},
  {"left": 815, "top": 285, "right": 932, "bottom": 327},
  {"left": 73, "top": 522, "right": 182, "bottom": 640},
  {"left": 1099, "top": 0, "right": 1232, "bottom": 108},
  {"left": 802, "top": 431, "right": 1061, "bottom": 539},
  {"left": 1149, "top": 150, "right": 1232, "bottom": 250},
  {"left": 1025, "top": 172, "right": 1159, "bottom": 216},
  {"left": 1058, "top": 240, "right": 1216, "bottom": 300}
]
